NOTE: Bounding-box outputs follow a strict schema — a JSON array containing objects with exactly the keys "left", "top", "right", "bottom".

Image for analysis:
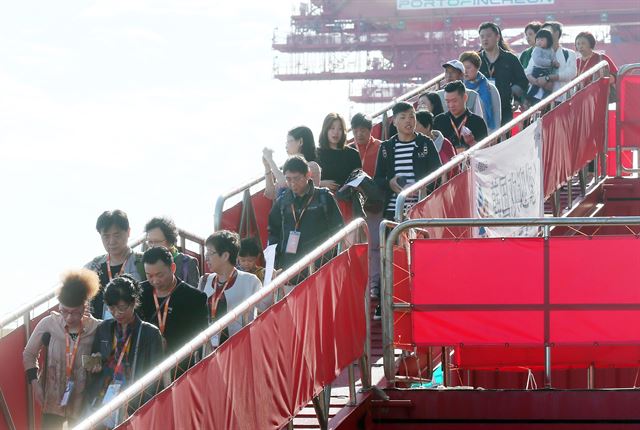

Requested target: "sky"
[{"left": 0, "top": 0, "right": 354, "bottom": 315}]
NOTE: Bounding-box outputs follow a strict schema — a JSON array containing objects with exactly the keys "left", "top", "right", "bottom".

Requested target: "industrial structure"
[{"left": 273, "top": 0, "right": 640, "bottom": 103}]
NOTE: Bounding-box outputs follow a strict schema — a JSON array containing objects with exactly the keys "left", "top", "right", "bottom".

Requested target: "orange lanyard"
[
  {"left": 106, "top": 252, "right": 131, "bottom": 281},
  {"left": 209, "top": 269, "right": 237, "bottom": 319},
  {"left": 112, "top": 332, "right": 132, "bottom": 375},
  {"left": 152, "top": 281, "right": 176, "bottom": 334},
  {"left": 450, "top": 116, "right": 468, "bottom": 142},
  {"left": 291, "top": 191, "right": 315, "bottom": 230},
  {"left": 65, "top": 327, "right": 83, "bottom": 380}
]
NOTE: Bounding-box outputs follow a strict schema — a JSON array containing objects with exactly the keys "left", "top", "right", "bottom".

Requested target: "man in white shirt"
[{"left": 525, "top": 21, "right": 577, "bottom": 99}]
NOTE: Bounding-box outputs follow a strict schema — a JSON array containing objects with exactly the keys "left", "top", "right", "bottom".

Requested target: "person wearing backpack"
[
  {"left": 144, "top": 216, "right": 200, "bottom": 287},
  {"left": 267, "top": 155, "right": 344, "bottom": 273},
  {"left": 525, "top": 21, "right": 577, "bottom": 102},
  {"left": 85, "top": 210, "right": 146, "bottom": 320}
]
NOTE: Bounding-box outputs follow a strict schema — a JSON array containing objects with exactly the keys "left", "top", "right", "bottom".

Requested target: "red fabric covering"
[
  {"left": 619, "top": 74, "right": 640, "bottom": 147},
  {"left": 219, "top": 191, "right": 273, "bottom": 247},
  {"left": 391, "top": 246, "right": 413, "bottom": 350},
  {"left": 119, "top": 245, "right": 368, "bottom": 430},
  {"left": 405, "top": 170, "right": 472, "bottom": 238},
  {"left": 410, "top": 236, "right": 640, "bottom": 368},
  {"left": 542, "top": 78, "right": 609, "bottom": 198}
]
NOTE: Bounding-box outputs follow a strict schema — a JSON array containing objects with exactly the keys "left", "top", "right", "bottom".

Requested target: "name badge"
[
  {"left": 285, "top": 231, "right": 301, "bottom": 254},
  {"left": 102, "top": 382, "right": 122, "bottom": 405},
  {"left": 210, "top": 334, "right": 220, "bottom": 348},
  {"left": 60, "top": 380, "right": 74, "bottom": 407}
]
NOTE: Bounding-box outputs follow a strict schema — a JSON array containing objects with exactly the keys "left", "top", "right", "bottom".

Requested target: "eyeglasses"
[
  {"left": 107, "top": 303, "right": 133, "bottom": 315},
  {"left": 59, "top": 306, "right": 85, "bottom": 317},
  {"left": 205, "top": 250, "right": 218, "bottom": 258}
]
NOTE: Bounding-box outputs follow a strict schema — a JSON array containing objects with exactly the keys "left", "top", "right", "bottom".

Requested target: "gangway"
[{"left": 1, "top": 58, "right": 639, "bottom": 429}]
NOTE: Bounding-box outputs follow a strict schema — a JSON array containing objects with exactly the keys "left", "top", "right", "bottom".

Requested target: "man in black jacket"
[
  {"left": 374, "top": 101, "right": 442, "bottom": 221},
  {"left": 138, "top": 247, "right": 208, "bottom": 356},
  {"left": 268, "top": 156, "right": 344, "bottom": 272}
]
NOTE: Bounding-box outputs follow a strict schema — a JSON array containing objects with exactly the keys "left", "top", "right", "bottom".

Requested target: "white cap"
[{"left": 442, "top": 60, "right": 464, "bottom": 74}]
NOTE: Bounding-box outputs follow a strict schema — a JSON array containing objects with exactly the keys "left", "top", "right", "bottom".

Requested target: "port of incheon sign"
[{"left": 397, "top": 0, "right": 554, "bottom": 10}]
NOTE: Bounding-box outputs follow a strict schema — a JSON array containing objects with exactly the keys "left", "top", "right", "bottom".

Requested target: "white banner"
[
  {"left": 397, "top": 0, "right": 554, "bottom": 10},
  {"left": 471, "top": 119, "right": 543, "bottom": 238}
]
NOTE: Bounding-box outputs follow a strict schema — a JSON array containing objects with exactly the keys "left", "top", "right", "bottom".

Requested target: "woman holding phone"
[{"left": 23, "top": 269, "right": 101, "bottom": 429}]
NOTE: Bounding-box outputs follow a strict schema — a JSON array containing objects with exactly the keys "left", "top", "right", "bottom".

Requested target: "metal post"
[
  {"left": 442, "top": 347, "right": 450, "bottom": 387},
  {"left": 544, "top": 346, "right": 552, "bottom": 388},
  {"left": 543, "top": 225, "right": 552, "bottom": 389},
  {"left": 587, "top": 363, "right": 595, "bottom": 389},
  {"left": 347, "top": 363, "right": 357, "bottom": 406},
  {"left": 286, "top": 420, "right": 294, "bottom": 430},
  {"left": 381, "top": 221, "right": 396, "bottom": 382},
  {"left": 567, "top": 176, "right": 573, "bottom": 209}
]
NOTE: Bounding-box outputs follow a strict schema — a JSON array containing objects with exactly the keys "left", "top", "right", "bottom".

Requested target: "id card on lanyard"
[
  {"left": 102, "top": 333, "right": 132, "bottom": 405},
  {"left": 104, "top": 253, "right": 131, "bottom": 320},
  {"left": 450, "top": 116, "right": 468, "bottom": 146},
  {"left": 152, "top": 281, "right": 176, "bottom": 335},
  {"left": 286, "top": 192, "right": 314, "bottom": 254},
  {"left": 61, "top": 328, "right": 82, "bottom": 407},
  {"left": 209, "top": 270, "right": 237, "bottom": 347}
]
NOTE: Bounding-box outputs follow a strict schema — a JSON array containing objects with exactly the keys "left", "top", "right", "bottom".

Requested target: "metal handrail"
[
  {"left": 211, "top": 73, "right": 446, "bottom": 233},
  {"left": 74, "top": 218, "right": 370, "bottom": 430},
  {"left": 615, "top": 63, "right": 640, "bottom": 177},
  {"left": 382, "top": 216, "right": 640, "bottom": 384},
  {"left": 394, "top": 60, "right": 612, "bottom": 222}
]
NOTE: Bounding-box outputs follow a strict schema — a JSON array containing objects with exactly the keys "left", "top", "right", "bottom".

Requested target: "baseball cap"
[{"left": 442, "top": 60, "right": 464, "bottom": 74}]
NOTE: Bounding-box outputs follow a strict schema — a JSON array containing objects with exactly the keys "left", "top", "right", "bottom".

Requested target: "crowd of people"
[{"left": 23, "top": 20, "right": 617, "bottom": 429}]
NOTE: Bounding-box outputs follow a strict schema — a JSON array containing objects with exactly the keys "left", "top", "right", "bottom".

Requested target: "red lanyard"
[
  {"left": 450, "top": 116, "right": 468, "bottom": 142},
  {"left": 291, "top": 191, "right": 315, "bottom": 230},
  {"left": 209, "top": 269, "right": 237, "bottom": 319},
  {"left": 65, "top": 327, "right": 83, "bottom": 380},
  {"left": 106, "top": 252, "right": 131, "bottom": 281},
  {"left": 152, "top": 281, "right": 176, "bottom": 334},
  {"left": 112, "top": 332, "right": 132, "bottom": 376}
]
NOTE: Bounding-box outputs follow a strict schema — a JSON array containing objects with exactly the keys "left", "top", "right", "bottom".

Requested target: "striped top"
[{"left": 386, "top": 140, "right": 418, "bottom": 212}]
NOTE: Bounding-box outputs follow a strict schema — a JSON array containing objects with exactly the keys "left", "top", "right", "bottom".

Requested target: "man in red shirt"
[
  {"left": 350, "top": 113, "right": 381, "bottom": 177},
  {"left": 349, "top": 113, "right": 383, "bottom": 299}
]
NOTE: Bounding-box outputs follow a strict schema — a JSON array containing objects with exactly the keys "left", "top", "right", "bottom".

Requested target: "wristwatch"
[{"left": 545, "top": 75, "right": 551, "bottom": 82}]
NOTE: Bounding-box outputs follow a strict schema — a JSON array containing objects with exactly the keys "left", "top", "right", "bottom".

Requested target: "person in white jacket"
[{"left": 525, "top": 21, "right": 577, "bottom": 101}]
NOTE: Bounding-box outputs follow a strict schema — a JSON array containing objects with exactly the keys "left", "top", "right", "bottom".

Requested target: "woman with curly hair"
[{"left": 23, "top": 269, "right": 101, "bottom": 428}]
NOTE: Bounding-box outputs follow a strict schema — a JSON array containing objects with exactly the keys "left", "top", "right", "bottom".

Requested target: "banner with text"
[
  {"left": 471, "top": 119, "right": 543, "bottom": 237},
  {"left": 397, "top": 0, "right": 554, "bottom": 10}
]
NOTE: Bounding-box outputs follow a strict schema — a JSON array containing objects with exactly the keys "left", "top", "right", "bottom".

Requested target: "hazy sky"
[{"left": 0, "top": 0, "right": 354, "bottom": 314}]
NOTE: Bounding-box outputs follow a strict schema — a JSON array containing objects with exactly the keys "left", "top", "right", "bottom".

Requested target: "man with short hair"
[
  {"left": 374, "top": 101, "right": 442, "bottom": 221},
  {"left": 525, "top": 21, "right": 577, "bottom": 99},
  {"left": 416, "top": 110, "right": 456, "bottom": 167},
  {"left": 85, "top": 210, "right": 146, "bottom": 320},
  {"left": 144, "top": 216, "right": 200, "bottom": 286},
  {"left": 436, "top": 60, "right": 484, "bottom": 118},
  {"left": 138, "top": 247, "right": 208, "bottom": 355},
  {"left": 520, "top": 21, "right": 542, "bottom": 69},
  {"left": 349, "top": 113, "right": 381, "bottom": 178},
  {"left": 433, "top": 81, "right": 488, "bottom": 153},
  {"left": 478, "top": 22, "right": 529, "bottom": 125},
  {"left": 199, "top": 231, "right": 268, "bottom": 347},
  {"left": 268, "top": 156, "right": 344, "bottom": 272}
]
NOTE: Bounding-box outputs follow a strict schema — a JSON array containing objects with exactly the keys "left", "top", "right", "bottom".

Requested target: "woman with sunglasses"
[
  {"left": 23, "top": 269, "right": 101, "bottom": 429},
  {"left": 84, "top": 275, "right": 164, "bottom": 427}
]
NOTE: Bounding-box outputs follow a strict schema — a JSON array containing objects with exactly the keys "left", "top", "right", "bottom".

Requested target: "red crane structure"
[{"left": 272, "top": 0, "right": 640, "bottom": 103}]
